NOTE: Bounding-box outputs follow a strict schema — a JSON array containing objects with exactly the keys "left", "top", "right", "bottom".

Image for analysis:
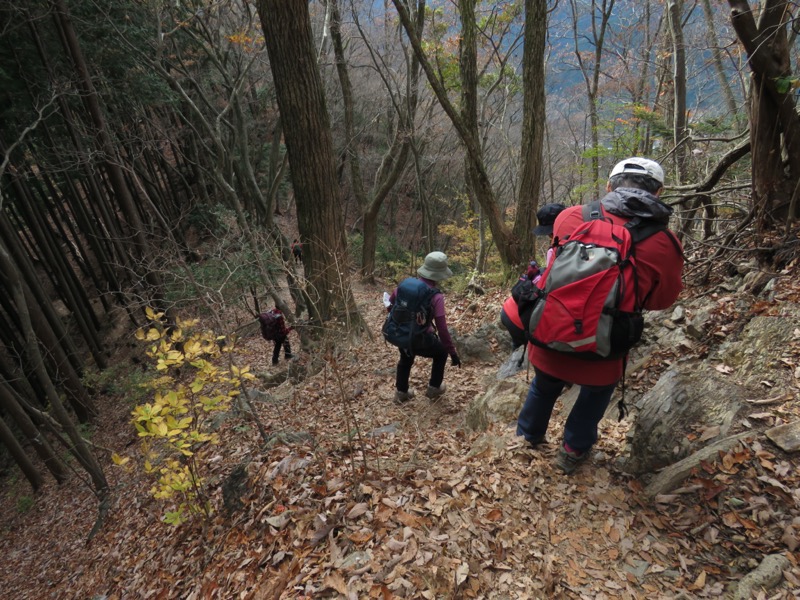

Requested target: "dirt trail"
[{"left": 1, "top": 277, "right": 798, "bottom": 599}]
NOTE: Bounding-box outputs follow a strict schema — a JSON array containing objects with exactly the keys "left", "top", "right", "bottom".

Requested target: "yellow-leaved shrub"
[{"left": 122, "top": 308, "right": 254, "bottom": 526}]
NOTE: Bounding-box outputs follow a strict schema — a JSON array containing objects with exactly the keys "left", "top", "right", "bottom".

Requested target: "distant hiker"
[
  {"left": 291, "top": 239, "right": 302, "bottom": 264},
  {"left": 500, "top": 203, "right": 566, "bottom": 350},
  {"left": 516, "top": 158, "right": 684, "bottom": 474},
  {"left": 258, "top": 308, "right": 293, "bottom": 366},
  {"left": 382, "top": 251, "right": 461, "bottom": 404}
]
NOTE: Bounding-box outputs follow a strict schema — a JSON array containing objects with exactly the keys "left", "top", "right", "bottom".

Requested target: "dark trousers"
[
  {"left": 395, "top": 334, "right": 448, "bottom": 392},
  {"left": 516, "top": 369, "right": 616, "bottom": 452},
  {"left": 272, "top": 336, "right": 292, "bottom": 364}
]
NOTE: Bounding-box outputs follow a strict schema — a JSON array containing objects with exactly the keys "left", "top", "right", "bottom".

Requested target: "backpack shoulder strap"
[
  {"left": 626, "top": 219, "right": 685, "bottom": 259},
  {"left": 581, "top": 200, "right": 603, "bottom": 222},
  {"left": 424, "top": 284, "right": 441, "bottom": 309},
  {"left": 562, "top": 201, "right": 603, "bottom": 243}
]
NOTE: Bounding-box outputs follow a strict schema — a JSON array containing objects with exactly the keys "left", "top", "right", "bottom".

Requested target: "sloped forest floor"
[{"left": 2, "top": 235, "right": 800, "bottom": 599}]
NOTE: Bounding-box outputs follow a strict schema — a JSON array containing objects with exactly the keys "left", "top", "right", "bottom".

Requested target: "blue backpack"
[{"left": 382, "top": 278, "right": 439, "bottom": 351}]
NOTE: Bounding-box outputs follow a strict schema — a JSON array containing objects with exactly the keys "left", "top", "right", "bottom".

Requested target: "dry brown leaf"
[
  {"left": 689, "top": 569, "right": 707, "bottom": 590},
  {"left": 455, "top": 562, "right": 469, "bottom": 586},
  {"left": 485, "top": 509, "right": 503, "bottom": 522},
  {"left": 698, "top": 426, "right": 721, "bottom": 442},
  {"left": 323, "top": 572, "right": 348, "bottom": 595},
  {"left": 347, "top": 530, "right": 373, "bottom": 544},
  {"left": 395, "top": 510, "right": 421, "bottom": 528},
  {"left": 347, "top": 503, "right": 369, "bottom": 520}
]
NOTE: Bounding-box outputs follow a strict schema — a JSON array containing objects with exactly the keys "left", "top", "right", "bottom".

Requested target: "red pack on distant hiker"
[{"left": 258, "top": 309, "right": 290, "bottom": 341}]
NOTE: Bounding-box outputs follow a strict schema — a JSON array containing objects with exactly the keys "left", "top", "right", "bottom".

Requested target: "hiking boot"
[
  {"left": 425, "top": 384, "right": 446, "bottom": 399},
  {"left": 285, "top": 353, "right": 293, "bottom": 360},
  {"left": 526, "top": 435, "right": 546, "bottom": 449},
  {"left": 555, "top": 444, "right": 588, "bottom": 474},
  {"left": 271, "top": 358, "right": 279, "bottom": 366},
  {"left": 394, "top": 389, "right": 416, "bottom": 404}
]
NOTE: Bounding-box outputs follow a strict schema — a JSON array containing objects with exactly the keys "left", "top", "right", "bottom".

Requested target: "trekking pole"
[
  {"left": 617, "top": 356, "right": 629, "bottom": 421},
  {"left": 526, "top": 345, "right": 531, "bottom": 383}
]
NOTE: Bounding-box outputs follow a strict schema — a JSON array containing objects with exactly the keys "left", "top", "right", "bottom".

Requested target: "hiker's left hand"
[{"left": 450, "top": 353, "right": 461, "bottom": 367}]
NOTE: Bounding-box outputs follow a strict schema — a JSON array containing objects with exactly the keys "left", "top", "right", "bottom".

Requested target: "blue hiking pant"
[{"left": 516, "top": 369, "right": 616, "bottom": 452}]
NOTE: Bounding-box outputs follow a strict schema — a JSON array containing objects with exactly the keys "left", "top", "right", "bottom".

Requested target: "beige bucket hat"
[{"left": 417, "top": 251, "right": 453, "bottom": 281}]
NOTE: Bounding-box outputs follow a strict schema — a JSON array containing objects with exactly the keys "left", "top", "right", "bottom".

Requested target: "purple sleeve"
[
  {"left": 532, "top": 247, "right": 556, "bottom": 285},
  {"left": 430, "top": 293, "right": 456, "bottom": 354}
]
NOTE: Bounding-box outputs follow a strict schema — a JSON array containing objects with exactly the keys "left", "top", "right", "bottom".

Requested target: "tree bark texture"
[
  {"left": 701, "top": 0, "right": 743, "bottom": 131},
  {"left": 515, "top": 0, "right": 547, "bottom": 264},
  {"left": 728, "top": 0, "right": 800, "bottom": 228},
  {"left": 666, "top": 0, "right": 689, "bottom": 185},
  {"left": 0, "top": 381, "right": 68, "bottom": 484},
  {"left": 0, "top": 237, "right": 108, "bottom": 495},
  {"left": 258, "top": 0, "right": 360, "bottom": 324},
  {"left": 53, "top": 0, "right": 167, "bottom": 318},
  {"left": 0, "top": 413, "right": 43, "bottom": 492}
]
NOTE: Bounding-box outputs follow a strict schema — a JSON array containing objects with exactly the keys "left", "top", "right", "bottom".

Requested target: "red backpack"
[
  {"left": 525, "top": 202, "right": 672, "bottom": 359},
  {"left": 258, "top": 309, "right": 288, "bottom": 341}
]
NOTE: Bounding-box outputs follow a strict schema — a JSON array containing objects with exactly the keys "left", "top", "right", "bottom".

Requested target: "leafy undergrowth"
[{"left": 1, "top": 270, "right": 799, "bottom": 599}]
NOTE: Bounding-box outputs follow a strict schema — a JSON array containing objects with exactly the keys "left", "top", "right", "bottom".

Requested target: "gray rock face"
[
  {"left": 465, "top": 378, "right": 530, "bottom": 432},
  {"left": 621, "top": 302, "right": 800, "bottom": 481},
  {"left": 496, "top": 346, "right": 528, "bottom": 379},
  {"left": 622, "top": 365, "right": 748, "bottom": 475},
  {"left": 458, "top": 320, "right": 509, "bottom": 363},
  {"left": 715, "top": 303, "right": 800, "bottom": 390}
]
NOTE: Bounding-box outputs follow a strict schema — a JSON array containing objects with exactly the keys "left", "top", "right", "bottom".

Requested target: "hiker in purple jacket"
[{"left": 388, "top": 252, "right": 461, "bottom": 403}]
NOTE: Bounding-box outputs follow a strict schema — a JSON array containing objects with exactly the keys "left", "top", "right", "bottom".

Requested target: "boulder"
[
  {"left": 716, "top": 303, "right": 800, "bottom": 390},
  {"left": 465, "top": 378, "right": 530, "bottom": 432},
  {"left": 457, "top": 320, "right": 510, "bottom": 363},
  {"left": 496, "top": 346, "right": 528, "bottom": 379},
  {"left": 622, "top": 365, "right": 748, "bottom": 475},
  {"left": 766, "top": 421, "right": 800, "bottom": 452}
]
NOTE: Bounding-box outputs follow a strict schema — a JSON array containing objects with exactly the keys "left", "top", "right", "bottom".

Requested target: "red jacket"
[{"left": 529, "top": 197, "right": 684, "bottom": 385}]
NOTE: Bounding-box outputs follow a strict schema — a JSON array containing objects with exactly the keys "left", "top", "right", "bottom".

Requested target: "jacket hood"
[{"left": 600, "top": 188, "right": 673, "bottom": 223}]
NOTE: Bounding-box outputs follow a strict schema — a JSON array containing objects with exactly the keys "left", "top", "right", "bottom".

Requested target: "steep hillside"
[{"left": 1, "top": 243, "right": 799, "bottom": 599}]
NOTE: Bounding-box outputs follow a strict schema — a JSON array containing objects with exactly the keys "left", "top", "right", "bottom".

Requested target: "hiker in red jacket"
[
  {"left": 516, "top": 158, "right": 684, "bottom": 474},
  {"left": 291, "top": 239, "right": 303, "bottom": 264},
  {"left": 259, "top": 308, "right": 293, "bottom": 366}
]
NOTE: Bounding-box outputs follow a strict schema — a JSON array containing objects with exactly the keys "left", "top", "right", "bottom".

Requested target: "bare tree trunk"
[
  {"left": 0, "top": 414, "right": 43, "bottom": 492},
  {"left": 257, "top": 0, "right": 362, "bottom": 328},
  {"left": 514, "top": 0, "right": 547, "bottom": 263},
  {"left": 701, "top": 0, "right": 743, "bottom": 131},
  {"left": 0, "top": 238, "right": 108, "bottom": 496},
  {"left": 391, "top": 0, "right": 520, "bottom": 266},
  {"left": 342, "top": 0, "right": 423, "bottom": 282},
  {"left": 0, "top": 381, "right": 68, "bottom": 484},
  {"left": 569, "top": 0, "right": 615, "bottom": 189},
  {"left": 728, "top": 0, "right": 800, "bottom": 228},
  {"left": 52, "top": 0, "right": 167, "bottom": 317},
  {"left": 667, "top": 0, "right": 689, "bottom": 185}
]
